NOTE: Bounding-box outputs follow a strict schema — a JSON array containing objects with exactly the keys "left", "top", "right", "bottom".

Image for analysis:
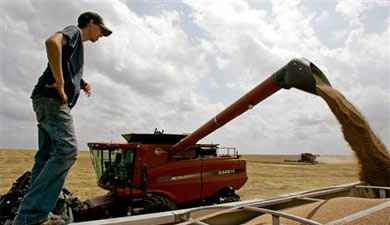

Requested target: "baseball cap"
[{"left": 78, "top": 12, "right": 113, "bottom": 37}]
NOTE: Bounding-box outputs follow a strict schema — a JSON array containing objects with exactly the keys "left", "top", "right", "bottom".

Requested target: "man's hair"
[{"left": 78, "top": 12, "right": 103, "bottom": 28}]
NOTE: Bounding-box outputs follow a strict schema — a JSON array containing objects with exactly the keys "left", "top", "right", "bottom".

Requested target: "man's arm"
[{"left": 45, "top": 32, "right": 68, "bottom": 103}]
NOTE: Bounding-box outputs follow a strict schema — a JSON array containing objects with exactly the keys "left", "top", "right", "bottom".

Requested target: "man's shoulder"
[
  {"left": 64, "top": 25, "right": 80, "bottom": 30},
  {"left": 60, "top": 26, "right": 82, "bottom": 48},
  {"left": 61, "top": 25, "right": 81, "bottom": 36},
  {"left": 64, "top": 25, "right": 81, "bottom": 31}
]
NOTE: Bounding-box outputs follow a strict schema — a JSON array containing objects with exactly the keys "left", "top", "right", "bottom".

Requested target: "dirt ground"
[{"left": 0, "top": 149, "right": 359, "bottom": 201}]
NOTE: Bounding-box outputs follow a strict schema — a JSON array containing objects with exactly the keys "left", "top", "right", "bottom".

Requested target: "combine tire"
[
  {"left": 144, "top": 195, "right": 177, "bottom": 213},
  {"left": 212, "top": 188, "right": 240, "bottom": 204}
]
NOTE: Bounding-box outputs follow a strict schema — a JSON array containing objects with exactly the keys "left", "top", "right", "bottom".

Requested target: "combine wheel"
[
  {"left": 212, "top": 188, "right": 240, "bottom": 204},
  {"left": 144, "top": 195, "right": 177, "bottom": 213}
]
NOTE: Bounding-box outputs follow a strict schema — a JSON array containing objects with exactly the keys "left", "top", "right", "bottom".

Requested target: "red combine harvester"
[
  {"left": 80, "top": 58, "right": 331, "bottom": 220},
  {"left": 85, "top": 132, "right": 246, "bottom": 218}
]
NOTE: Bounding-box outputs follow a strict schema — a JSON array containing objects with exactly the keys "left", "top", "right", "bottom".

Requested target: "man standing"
[{"left": 13, "top": 12, "right": 112, "bottom": 225}]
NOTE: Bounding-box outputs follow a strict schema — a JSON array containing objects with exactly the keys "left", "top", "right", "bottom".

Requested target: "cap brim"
[{"left": 99, "top": 24, "right": 112, "bottom": 37}]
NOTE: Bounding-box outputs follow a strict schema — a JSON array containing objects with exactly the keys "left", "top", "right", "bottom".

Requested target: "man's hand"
[
  {"left": 81, "top": 79, "right": 92, "bottom": 97},
  {"left": 46, "top": 82, "right": 68, "bottom": 104}
]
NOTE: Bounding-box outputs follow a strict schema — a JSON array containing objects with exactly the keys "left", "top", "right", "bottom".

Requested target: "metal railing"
[
  {"left": 242, "top": 206, "right": 322, "bottom": 225},
  {"left": 217, "top": 147, "right": 238, "bottom": 158},
  {"left": 70, "top": 183, "right": 390, "bottom": 225},
  {"left": 355, "top": 185, "right": 390, "bottom": 199}
]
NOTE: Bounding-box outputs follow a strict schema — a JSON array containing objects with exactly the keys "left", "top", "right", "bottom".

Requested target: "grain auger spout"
[{"left": 170, "top": 58, "right": 331, "bottom": 154}]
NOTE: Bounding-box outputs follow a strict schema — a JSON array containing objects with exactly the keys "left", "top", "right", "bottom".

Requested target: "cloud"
[
  {"left": 336, "top": 0, "right": 389, "bottom": 28},
  {"left": 336, "top": 0, "right": 367, "bottom": 28}
]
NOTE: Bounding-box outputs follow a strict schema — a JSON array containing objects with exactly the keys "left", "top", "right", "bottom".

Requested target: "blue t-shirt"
[{"left": 31, "top": 25, "right": 84, "bottom": 108}]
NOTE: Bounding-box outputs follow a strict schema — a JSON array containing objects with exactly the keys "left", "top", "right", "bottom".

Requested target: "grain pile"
[
  {"left": 244, "top": 197, "right": 389, "bottom": 225},
  {"left": 314, "top": 75, "right": 390, "bottom": 187}
]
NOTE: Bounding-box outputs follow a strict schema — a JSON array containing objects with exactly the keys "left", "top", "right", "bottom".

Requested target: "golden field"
[{"left": 0, "top": 149, "right": 359, "bottom": 201}]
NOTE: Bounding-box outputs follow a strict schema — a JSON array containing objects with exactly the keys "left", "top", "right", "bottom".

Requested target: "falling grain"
[{"left": 314, "top": 75, "right": 390, "bottom": 187}]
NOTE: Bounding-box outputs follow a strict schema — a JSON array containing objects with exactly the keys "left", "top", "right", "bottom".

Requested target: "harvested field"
[
  {"left": 238, "top": 154, "right": 359, "bottom": 200},
  {"left": 0, "top": 149, "right": 107, "bottom": 201},
  {"left": 0, "top": 149, "right": 359, "bottom": 201}
]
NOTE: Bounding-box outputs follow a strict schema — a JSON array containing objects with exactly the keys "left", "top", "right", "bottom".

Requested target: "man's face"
[{"left": 88, "top": 21, "right": 103, "bottom": 42}]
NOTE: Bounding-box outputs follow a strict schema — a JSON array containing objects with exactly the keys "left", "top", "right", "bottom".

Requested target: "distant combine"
[{"left": 284, "top": 153, "right": 320, "bottom": 164}]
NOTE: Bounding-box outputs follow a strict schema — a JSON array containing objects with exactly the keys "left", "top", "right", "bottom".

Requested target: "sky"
[{"left": 1, "top": 0, "right": 389, "bottom": 155}]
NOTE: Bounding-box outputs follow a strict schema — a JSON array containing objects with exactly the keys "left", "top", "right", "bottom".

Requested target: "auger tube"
[{"left": 170, "top": 58, "right": 331, "bottom": 154}]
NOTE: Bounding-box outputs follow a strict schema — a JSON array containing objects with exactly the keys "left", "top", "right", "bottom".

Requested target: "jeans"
[{"left": 13, "top": 97, "right": 78, "bottom": 225}]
